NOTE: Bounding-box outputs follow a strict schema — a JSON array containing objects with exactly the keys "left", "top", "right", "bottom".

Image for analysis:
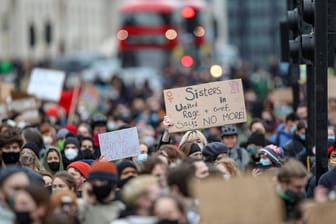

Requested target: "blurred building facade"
[
  {"left": 227, "top": 0, "right": 286, "bottom": 68},
  {"left": 0, "top": 0, "right": 122, "bottom": 61}
]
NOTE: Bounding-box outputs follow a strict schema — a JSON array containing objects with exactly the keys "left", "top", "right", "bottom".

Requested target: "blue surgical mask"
[
  {"left": 299, "top": 134, "right": 306, "bottom": 141},
  {"left": 247, "top": 145, "right": 257, "bottom": 155},
  {"left": 290, "top": 125, "right": 297, "bottom": 133},
  {"left": 260, "top": 159, "right": 271, "bottom": 166},
  {"left": 137, "top": 153, "right": 148, "bottom": 163}
]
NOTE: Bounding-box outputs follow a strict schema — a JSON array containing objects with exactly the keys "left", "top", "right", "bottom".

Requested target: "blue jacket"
[{"left": 270, "top": 124, "right": 293, "bottom": 148}]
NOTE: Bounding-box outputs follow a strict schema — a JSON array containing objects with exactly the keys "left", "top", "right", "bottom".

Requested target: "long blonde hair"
[
  {"left": 215, "top": 157, "right": 240, "bottom": 177},
  {"left": 179, "top": 130, "right": 208, "bottom": 147}
]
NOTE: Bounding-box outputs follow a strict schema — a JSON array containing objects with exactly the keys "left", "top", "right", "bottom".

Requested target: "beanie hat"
[
  {"left": 328, "top": 145, "right": 334, "bottom": 158},
  {"left": 87, "top": 160, "right": 117, "bottom": 182},
  {"left": 46, "top": 106, "right": 59, "bottom": 118},
  {"left": 202, "top": 142, "right": 228, "bottom": 162},
  {"left": 188, "top": 143, "right": 201, "bottom": 156},
  {"left": 22, "top": 142, "right": 40, "bottom": 158},
  {"left": 258, "top": 145, "right": 282, "bottom": 167},
  {"left": 116, "top": 160, "right": 138, "bottom": 178},
  {"left": 0, "top": 166, "right": 25, "bottom": 187},
  {"left": 247, "top": 132, "right": 266, "bottom": 147},
  {"left": 64, "top": 137, "right": 80, "bottom": 149},
  {"left": 56, "top": 128, "right": 69, "bottom": 140},
  {"left": 65, "top": 124, "right": 78, "bottom": 136},
  {"left": 67, "top": 161, "right": 91, "bottom": 178}
]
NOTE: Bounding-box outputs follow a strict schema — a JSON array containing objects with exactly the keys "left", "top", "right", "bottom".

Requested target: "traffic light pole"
[{"left": 314, "top": 0, "right": 328, "bottom": 183}]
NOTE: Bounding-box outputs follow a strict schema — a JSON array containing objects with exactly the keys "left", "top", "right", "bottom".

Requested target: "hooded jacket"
[{"left": 42, "top": 148, "right": 64, "bottom": 175}]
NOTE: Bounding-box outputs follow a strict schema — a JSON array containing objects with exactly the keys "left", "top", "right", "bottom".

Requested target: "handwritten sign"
[
  {"left": 163, "top": 79, "right": 246, "bottom": 133},
  {"left": 7, "top": 97, "right": 40, "bottom": 124},
  {"left": 193, "top": 176, "right": 283, "bottom": 224},
  {"left": 98, "top": 127, "right": 140, "bottom": 161},
  {"left": 27, "top": 68, "right": 65, "bottom": 102}
]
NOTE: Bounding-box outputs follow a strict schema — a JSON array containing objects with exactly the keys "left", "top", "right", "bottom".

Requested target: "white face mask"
[{"left": 64, "top": 148, "right": 78, "bottom": 160}]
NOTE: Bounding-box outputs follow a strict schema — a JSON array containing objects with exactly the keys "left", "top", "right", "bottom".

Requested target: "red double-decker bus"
[{"left": 117, "top": 0, "right": 212, "bottom": 69}]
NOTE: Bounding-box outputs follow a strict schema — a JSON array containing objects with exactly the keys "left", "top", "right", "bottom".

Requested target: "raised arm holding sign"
[{"left": 163, "top": 79, "right": 247, "bottom": 133}]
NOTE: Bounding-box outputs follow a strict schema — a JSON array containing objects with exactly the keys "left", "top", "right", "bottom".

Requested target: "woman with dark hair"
[
  {"left": 14, "top": 184, "right": 50, "bottom": 224},
  {"left": 21, "top": 128, "right": 44, "bottom": 151},
  {"left": 43, "top": 147, "right": 64, "bottom": 175}
]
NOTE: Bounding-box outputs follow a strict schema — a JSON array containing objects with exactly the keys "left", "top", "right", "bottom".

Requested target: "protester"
[
  {"left": 20, "top": 142, "right": 43, "bottom": 171},
  {"left": 0, "top": 127, "right": 23, "bottom": 167},
  {"left": 79, "top": 136, "right": 96, "bottom": 160},
  {"left": 14, "top": 184, "right": 50, "bottom": 224},
  {"left": 79, "top": 160, "right": 125, "bottom": 224},
  {"left": 276, "top": 159, "right": 308, "bottom": 221},
  {"left": 67, "top": 161, "right": 91, "bottom": 197},
  {"left": 178, "top": 141, "right": 203, "bottom": 160},
  {"left": 202, "top": 142, "right": 229, "bottom": 163},
  {"left": 43, "top": 147, "right": 64, "bottom": 175},
  {"left": 221, "top": 125, "right": 250, "bottom": 171},
  {"left": 152, "top": 196, "right": 188, "bottom": 224},
  {"left": 116, "top": 160, "right": 139, "bottom": 189},
  {"left": 270, "top": 112, "right": 299, "bottom": 147},
  {"left": 39, "top": 170, "right": 53, "bottom": 194},
  {"left": 61, "top": 137, "right": 82, "bottom": 168},
  {"left": 52, "top": 171, "right": 77, "bottom": 194},
  {"left": 215, "top": 157, "right": 240, "bottom": 180}
]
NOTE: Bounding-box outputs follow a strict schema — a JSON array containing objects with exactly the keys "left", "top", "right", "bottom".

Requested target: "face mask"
[
  {"left": 2, "top": 152, "right": 20, "bottom": 165},
  {"left": 64, "top": 148, "right": 78, "bottom": 160},
  {"left": 285, "top": 190, "right": 305, "bottom": 203},
  {"left": 290, "top": 125, "right": 297, "bottom": 133},
  {"left": 43, "top": 135, "right": 53, "bottom": 145},
  {"left": 260, "top": 158, "right": 271, "bottom": 167},
  {"left": 118, "top": 175, "right": 135, "bottom": 189},
  {"left": 20, "top": 154, "right": 34, "bottom": 166},
  {"left": 137, "top": 153, "right": 148, "bottom": 163},
  {"left": 143, "top": 136, "right": 155, "bottom": 146},
  {"left": 48, "top": 162, "right": 60, "bottom": 172},
  {"left": 15, "top": 211, "right": 32, "bottom": 224},
  {"left": 46, "top": 185, "right": 52, "bottom": 194},
  {"left": 247, "top": 145, "right": 257, "bottom": 155},
  {"left": 92, "top": 184, "right": 113, "bottom": 203},
  {"left": 328, "top": 136, "right": 335, "bottom": 146},
  {"left": 52, "top": 188, "right": 60, "bottom": 194},
  {"left": 57, "top": 139, "right": 65, "bottom": 151},
  {"left": 299, "top": 134, "right": 306, "bottom": 141},
  {"left": 107, "top": 121, "right": 118, "bottom": 131},
  {"left": 81, "top": 149, "right": 95, "bottom": 160}
]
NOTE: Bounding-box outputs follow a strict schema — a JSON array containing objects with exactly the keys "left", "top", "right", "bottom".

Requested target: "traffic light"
[{"left": 285, "top": 0, "right": 315, "bottom": 65}]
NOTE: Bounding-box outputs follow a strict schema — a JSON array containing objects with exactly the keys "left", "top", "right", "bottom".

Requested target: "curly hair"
[{"left": 0, "top": 126, "right": 23, "bottom": 148}]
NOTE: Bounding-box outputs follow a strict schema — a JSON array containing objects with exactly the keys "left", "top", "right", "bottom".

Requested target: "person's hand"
[
  {"left": 163, "top": 115, "right": 174, "bottom": 130},
  {"left": 314, "top": 185, "right": 328, "bottom": 203},
  {"left": 252, "top": 168, "right": 262, "bottom": 177}
]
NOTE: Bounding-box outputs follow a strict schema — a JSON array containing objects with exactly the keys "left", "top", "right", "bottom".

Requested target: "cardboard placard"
[
  {"left": 193, "top": 176, "right": 283, "bottom": 224},
  {"left": 98, "top": 127, "right": 140, "bottom": 161},
  {"left": 27, "top": 68, "right": 66, "bottom": 102},
  {"left": 305, "top": 201, "right": 336, "bottom": 224},
  {"left": 163, "top": 79, "right": 246, "bottom": 133},
  {"left": 269, "top": 88, "right": 293, "bottom": 103},
  {"left": 328, "top": 77, "right": 336, "bottom": 98},
  {"left": 78, "top": 84, "right": 100, "bottom": 114},
  {"left": 7, "top": 97, "right": 40, "bottom": 124},
  {"left": 0, "top": 82, "right": 14, "bottom": 102}
]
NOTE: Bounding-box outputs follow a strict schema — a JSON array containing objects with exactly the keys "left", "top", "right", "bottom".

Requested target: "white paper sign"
[
  {"left": 27, "top": 68, "right": 66, "bottom": 102},
  {"left": 98, "top": 127, "right": 140, "bottom": 161}
]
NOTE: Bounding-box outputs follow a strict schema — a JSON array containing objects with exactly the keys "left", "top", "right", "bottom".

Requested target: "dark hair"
[
  {"left": 141, "top": 156, "right": 167, "bottom": 174},
  {"left": 159, "top": 144, "right": 184, "bottom": 163},
  {"left": 53, "top": 171, "right": 77, "bottom": 192},
  {"left": 167, "top": 163, "right": 195, "bottom": 198},
  {"left": 249, "top": 118, "right": 264, "bottom": 131},
  {"left": 22, "top": 127, "right": 44, "bottom": 149},
  {"left": 80, "top": 137, "right": 94, "bottom": 147},
  {"left": 22, "top": 184, "right": 51, "bottom": 222},
  {"left": 296, "top": 120, "right": 307, "bottom": 131},
  {"left": 0, "top": 126, "right": 23, "bottom": 148},
  {"left": 285, "top": 112, "right": 299, "bottom": 122}
]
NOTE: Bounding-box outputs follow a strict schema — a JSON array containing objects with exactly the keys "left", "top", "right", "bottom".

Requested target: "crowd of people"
[{"left": 0, "top": 61, "right": 336, "bottom": 224}]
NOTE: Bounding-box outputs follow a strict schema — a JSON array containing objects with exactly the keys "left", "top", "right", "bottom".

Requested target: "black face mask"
[
  {"left": 285, "top": 190, "right": 306, "bottom": 203},
  {"left": 157, "top": 220, "right": 179, "bottom": 224},
  {"left": 45, "top": 185, "right": 52, "bottom": 194},
  {"left": 118, "top": 175, "right": 135, "bottom": 189},
  {"left": 92, "top": 184, "right": 113, "bottom": 203},
  {"left": 2, "top": 152, "right": 20, "bottom": 165},
  {"left": 15, "top": 211, "right": 32, "bottom": 224},
  {"left": 81, "top": 149, "right": 96, "bottom": 160},
  {"left": 48, "top": 162, "right": 60, "bottom": 172}
]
